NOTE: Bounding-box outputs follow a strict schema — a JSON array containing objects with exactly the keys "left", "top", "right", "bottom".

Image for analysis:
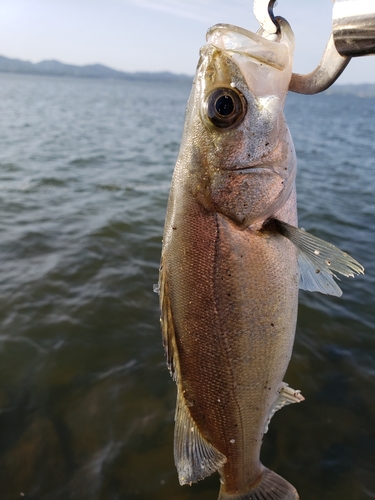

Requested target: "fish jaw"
[
  {"left": 177, "top": 18, "right": 296, "bottom": 227},
  {"left": 208, "top": 128, "right": 296, "bottom": 229}
]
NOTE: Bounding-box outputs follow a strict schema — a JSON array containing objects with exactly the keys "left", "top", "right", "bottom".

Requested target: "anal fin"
[
  {"left": 218, "top": 467, "right": 299, "bottom": 500},
  {"left": 264, "top": 382, "right": 305, "bottom": 434},
  {"left": 174, "top": 388, "right": 227, "bottom": 485}
]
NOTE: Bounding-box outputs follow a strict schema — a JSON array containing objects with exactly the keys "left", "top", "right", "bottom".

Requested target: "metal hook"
[
  {"left": 254, "top": 0, "right": 375, "bottom": 94},
  {"left": 289, "top": 35, "right": 351, "bottom": 95},
  {"left": 332, "top": 0, "right": 375, "bottom": 57},
  {"left": 289, "top": 0, "right": 375, "bottom": 94},
  {"left": 253, "top": 0, "right": 279, "bottom": 34}
]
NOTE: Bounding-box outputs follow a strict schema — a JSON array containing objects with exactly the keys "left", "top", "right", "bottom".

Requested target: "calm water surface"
[{"left": 0, "top": 73, "right": 374, "bottom": 500}]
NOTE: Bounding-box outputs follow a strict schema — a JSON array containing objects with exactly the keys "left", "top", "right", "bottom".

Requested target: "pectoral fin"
[
  {"left": 264, "top": 382, "right": 304, "bottom": 434},
  {"left": 270, "top": 219, "right": 364, "bottom": 297}
]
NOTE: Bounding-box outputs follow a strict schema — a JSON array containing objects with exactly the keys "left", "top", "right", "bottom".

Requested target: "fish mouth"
[
  {"left": 224, "top": 163, "right": 280, "bottom": 173},
  {"left": 224, "top": 163, "right": 293, "bottom": 184},
  {"left": 228, "top": 166, "right": 265, "bottom": 173}
]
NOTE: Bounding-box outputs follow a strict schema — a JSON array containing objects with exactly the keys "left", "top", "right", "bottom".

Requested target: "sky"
[{"left": 1, "top": 0, "right": 375, "bottom": 84}]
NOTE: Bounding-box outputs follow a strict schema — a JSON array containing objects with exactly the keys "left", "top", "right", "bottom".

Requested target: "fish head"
[{"left": 181, "top": 18, "right": 296, "bottom": 228}]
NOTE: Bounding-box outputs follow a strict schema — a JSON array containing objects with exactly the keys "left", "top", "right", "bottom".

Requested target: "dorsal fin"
[
  {"left": 159, "top": 264, "right": 227, "bottom": 485},
  {"left": 159, "top": 262, "right": 178, "bottom": 379},
  {"left": 174, "top": 388, "right": 227, "bottom": 485}
]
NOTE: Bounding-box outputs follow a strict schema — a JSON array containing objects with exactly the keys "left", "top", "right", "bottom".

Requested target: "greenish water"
[{"left": 0, "top": 72, "right": 374, "bottom": 499}]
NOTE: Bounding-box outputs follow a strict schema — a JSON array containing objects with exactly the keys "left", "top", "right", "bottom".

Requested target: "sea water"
[{"left": 0, "top": 72, "right": 374, "bottom": 500}]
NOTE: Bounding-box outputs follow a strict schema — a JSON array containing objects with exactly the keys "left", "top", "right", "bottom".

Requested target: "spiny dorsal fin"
[
  {"left": 264, "top": 382, "right": 304, "bottom": 434},
  {"left": 270, "top": 219, "right": 364, "bottom": 297}
]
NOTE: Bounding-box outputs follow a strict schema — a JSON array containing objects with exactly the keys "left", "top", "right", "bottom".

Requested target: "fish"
[{"left": 157, "top": 17, "right": 364, "bottom": 500}]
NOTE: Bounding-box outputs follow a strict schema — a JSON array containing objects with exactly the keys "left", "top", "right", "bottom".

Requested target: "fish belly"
[{"left": 161, "top": 191, "right": 299, "bottom": 494}]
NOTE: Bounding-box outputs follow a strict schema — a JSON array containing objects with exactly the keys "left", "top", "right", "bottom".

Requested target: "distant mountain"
[
  {"left": 1, "top": 55, "right": 374, "bottom": 94},
  {"left": 326, "top": 83, "right": 375, "bottom": 97},
  {"left": 0, "top": 55, "right": 192, "bottom": 83}
]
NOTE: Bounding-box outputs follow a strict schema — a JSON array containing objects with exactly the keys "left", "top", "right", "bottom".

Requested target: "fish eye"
[{"left": 205, "top": 87, "right": 246, "bottom": 129}]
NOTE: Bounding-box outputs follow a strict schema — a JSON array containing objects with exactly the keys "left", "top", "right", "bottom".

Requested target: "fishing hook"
[
  {"left": 253, "top": 0, "right": 279, "bottom": 35},
  {"left": 253, "top": 0, "right": 375, "bottom": 94}
]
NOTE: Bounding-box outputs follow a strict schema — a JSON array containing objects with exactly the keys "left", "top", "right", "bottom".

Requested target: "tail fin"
[{"left": 218, "top": 467, "right": 299, "bottom": 500}]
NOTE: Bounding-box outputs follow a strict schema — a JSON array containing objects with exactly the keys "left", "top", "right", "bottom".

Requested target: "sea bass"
[{"left": 158, "top": 18, "right": 363, "bottom": 500}]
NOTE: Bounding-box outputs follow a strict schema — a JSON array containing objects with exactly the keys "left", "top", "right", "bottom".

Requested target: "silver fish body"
[{"left": 158, "top": 17, "right": 363, "bottom": 500}]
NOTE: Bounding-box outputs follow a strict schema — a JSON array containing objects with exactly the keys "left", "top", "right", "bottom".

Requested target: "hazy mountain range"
[
  {"left": 0, "top": 55, "right": 192, "bottom": 83},
  {"left": 0, "top": 55, "right": 374, "bottom": 95},
  {"left": 326, "top": 83, "right": 375, "bottom": 97}
]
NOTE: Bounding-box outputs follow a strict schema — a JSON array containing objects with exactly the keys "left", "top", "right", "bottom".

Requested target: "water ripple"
[{"left": 0, "top": 73, "right": 374, "bottom": 499}]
